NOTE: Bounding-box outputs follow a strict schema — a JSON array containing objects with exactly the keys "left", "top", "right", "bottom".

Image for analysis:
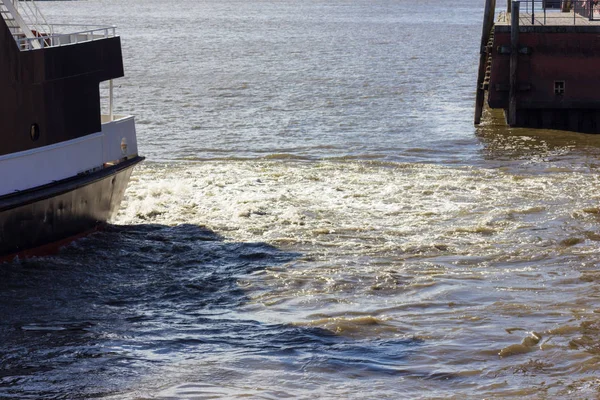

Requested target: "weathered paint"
[
  {"left": 489, "top": 30, "right": 600, "bottom": 109},
  {"left": 487, "top": 25, "right": 600, "bottom": 131},
  {"left": 0, "top": 156, "right": 143, "bottom": 259}
]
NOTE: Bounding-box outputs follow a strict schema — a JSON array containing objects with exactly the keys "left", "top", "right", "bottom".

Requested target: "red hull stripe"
[{"left": 0, "top": 225, "right": 104, "bottom": 263}]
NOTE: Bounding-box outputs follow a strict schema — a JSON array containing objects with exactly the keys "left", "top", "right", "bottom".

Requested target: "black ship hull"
[{"left": 0, "top": 156, "right": 144, "bottom": 260}]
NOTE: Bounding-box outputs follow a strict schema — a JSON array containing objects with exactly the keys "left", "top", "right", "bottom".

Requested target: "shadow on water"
[{"left": 0, "top": 223, "right": 421, "bottom": 399}]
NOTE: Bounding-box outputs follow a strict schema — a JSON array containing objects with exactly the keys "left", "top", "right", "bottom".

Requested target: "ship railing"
[
  {"left": 15, "top": 24, "right": 116, "bottom": 51},
  {"left": 499, "top": 0, "right": 600, "bottom": 25},
  {"left": 13, "top": 0, "right": 53, "bottom": 39}
]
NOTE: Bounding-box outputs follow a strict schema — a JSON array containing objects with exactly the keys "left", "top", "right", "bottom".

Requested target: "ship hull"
[{"left": 0, "top": 156, "right": 143, "bottom": 260}]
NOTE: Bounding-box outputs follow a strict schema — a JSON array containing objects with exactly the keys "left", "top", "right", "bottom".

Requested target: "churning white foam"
[{"left": 115, "top": 160, "right": 600, "bottom": 261}]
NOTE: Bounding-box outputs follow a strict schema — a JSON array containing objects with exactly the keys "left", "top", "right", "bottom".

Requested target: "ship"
[
  {"left": 475, "top": 0, "right": 600, "bottom": 132},
  {"left": 0, "top": 0, "right": 144, "bottom": 260}
]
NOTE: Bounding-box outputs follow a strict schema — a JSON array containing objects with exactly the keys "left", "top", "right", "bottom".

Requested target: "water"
[{"left": 3, "top": 0, "right": 600, "bottom": 398}]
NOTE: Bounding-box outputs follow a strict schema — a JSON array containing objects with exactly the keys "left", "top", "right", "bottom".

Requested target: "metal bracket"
[
  {"left": 497, "top": 45, "right": 533, "bottom": 55},
  {"left": 519, "top": 46, "right": 532, "bottom": 55}
]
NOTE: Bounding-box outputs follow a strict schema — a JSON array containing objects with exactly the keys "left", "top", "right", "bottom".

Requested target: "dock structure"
[{"left": 475, "top": 0, "right": 600, "bottom": 132}]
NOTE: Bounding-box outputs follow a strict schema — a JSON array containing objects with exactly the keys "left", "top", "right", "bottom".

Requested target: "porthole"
[
  {"left": 30, "top": 123, "right": 40, "bottom": 141},
  {"left": 554, "top": 81, "right": 565, "bottom": 96}
]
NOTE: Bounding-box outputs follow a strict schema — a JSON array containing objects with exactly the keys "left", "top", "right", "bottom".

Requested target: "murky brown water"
[{"left": 3, "top": 0, "right": 600, "bottom": 398}]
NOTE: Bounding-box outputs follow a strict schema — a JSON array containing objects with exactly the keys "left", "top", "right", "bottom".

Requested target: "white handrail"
[
  {"left": 15, "top": 25, "right": 116, "bottom": 51},
  {"left": 13, "top": 0, "right": 53, "bottom": 38},
  {"left": 0, "top": 0, "right": 41, "bottom": 49},
  {"left": 1, "top": 1, "right": 117, "bottom": 51}
]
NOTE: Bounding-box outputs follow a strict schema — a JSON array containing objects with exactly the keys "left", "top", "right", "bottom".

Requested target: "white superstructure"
[{"left": 0, "top": 116, "right": 140, "bottom": 197}]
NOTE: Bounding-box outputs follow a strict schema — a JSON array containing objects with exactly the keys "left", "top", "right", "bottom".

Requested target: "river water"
[{"left": 3, "top": 0, "right": 600, "bottom": 398}]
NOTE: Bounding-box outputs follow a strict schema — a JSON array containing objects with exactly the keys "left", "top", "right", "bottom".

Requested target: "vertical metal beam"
[
  {"left": 509, "top": 1, "right": 520, "bottom": 126},
  {"left": 109, "top": 79, "right": 114, "bottom": 122},
  {"left": 474, "top": 0, "right": 497, "bottom": 124}
]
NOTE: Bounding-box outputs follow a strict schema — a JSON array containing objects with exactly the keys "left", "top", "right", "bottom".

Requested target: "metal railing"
[
  {"left": 518, "top": 0, "right": 600, "bottom": 24},
  {"left": 14, "top": 24, "right": 117, "bottom": 51},
  {"left": 573, "top": 0, "right": 600, "bottom": 20},
  {"left": 1, "top": 0, "right": 39, "bottom": 49},
  {"left": 13, "top": 0, "right": 53, "bottom": 38}
]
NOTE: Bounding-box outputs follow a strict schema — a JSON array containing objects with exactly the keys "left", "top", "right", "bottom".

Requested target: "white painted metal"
[
  {"left": 101, "top": 115, "right": 139, "bottom": 163},
  {"left": 0, "top": 0, "right": 116, "bottom": 51},
  {"left": 15, "top": 25, "right": 116, "bottom": 50},
  {"left": 12, "top": 0, "right": 53, "bottom": 40},
  {"left": 109, "top": 80, "right": 114, "bottom": 122},
  {"left": 0, "top": 0, "right": 41, "bottom": 49},
  {"left": 0, "top": 116, "right": 139, "bottom": 197}
]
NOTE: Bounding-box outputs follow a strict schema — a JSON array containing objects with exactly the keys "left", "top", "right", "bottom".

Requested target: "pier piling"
[
  {"left": 508, "top": 1, "right": 519, "bottom": 126},
  {"left": 474, "top": 0, "right": 497, "bottom": 124}
]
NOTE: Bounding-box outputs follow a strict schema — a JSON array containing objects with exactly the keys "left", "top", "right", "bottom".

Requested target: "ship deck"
[{"left": 497, "top": 11, "right": 600, "bottom": 26}]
